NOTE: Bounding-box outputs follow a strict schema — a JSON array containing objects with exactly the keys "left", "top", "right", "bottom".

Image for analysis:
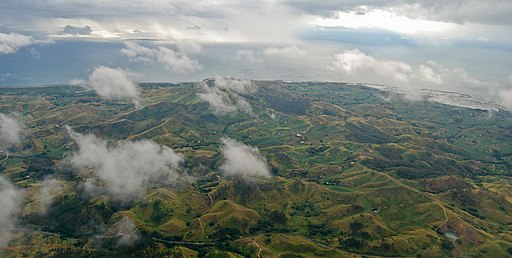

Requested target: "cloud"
[
  {"left": 67, "top": 127, "right": 184, "bottom": 202},
  {"left": 327, "top": 48, "right": 443, "bottom": 84},
  {"left": 0, "top": 113, "right": 23, "bottom": 147},
  {"left": 197, "top": 76, "right": 256, "bottom": 116},
  {"left": 0, "top": 32, "right": 52, "bottom": 55},
  {"left": 112, "top": 216, "right": 139, "bottom": 246},
  {"left": 69, "top": 79, "right": 87, "bottom": 86},
  {"left": 0, "top": 176, "right": 24, "bottom": 251},
  {"left": 176, "top": 39, "right": 202, "bottom": 55},
  {"left": 286, "top": 0, "right": 512, "bottom": 25},
  {"left": 61, "top": 25, "right": 93, "bottom": 35},
  {"left": 87, "top": 66, "right": 141, "bottom": 105},
  {"left": 497, "top": 89, "right": 512, "bottom": 111},
  {"left": 393, "top": 1, "right": 512, "bottom": 26},
  {"left": 33, "top": 178, "right": 65, "bottom": 215},
  {"left": 328, "top": 49, "right": 427, "bottom": 83},
  {"left": 327, "top": 49, "right": 492, "bottom": 100},
  {"left": 236, "top": 50, "right": 261, "bottom": 63},
  {"left": 219, "top": 137, "right": 270, "bottom": 178},
  {"left": 263, "top": 45, "right": 305, "bottom": 59},
  {"left": 121, "top": 42, "right": 201, "bottom": 74}
]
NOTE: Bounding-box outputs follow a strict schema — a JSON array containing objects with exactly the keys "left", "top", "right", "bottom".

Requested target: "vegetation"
[{"left": 1, "top": 81, "right": 512, "bottom": 257}]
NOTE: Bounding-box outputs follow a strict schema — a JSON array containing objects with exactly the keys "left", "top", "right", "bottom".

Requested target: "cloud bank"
[
  {"left": 328, "top": 49, "right": 485, "bottom": 99},
  {"left": 121, "top": 42, "right": 201, "bottom": 74},
  {"left": 87, "top": 66, "right": 141, "bottom": 105},
  {"left": 219, "top": 137, "right": 270, "bottom": 178},
  {"left": 0, "top": 176, "right": 24, "bottom": 250},
  {"left": 0, "top": 32, "right": 52, "bottom": 55},
  {"left": 328, "top": 49, "right": 442, "bottom": 85},
  {"left": 67, "top": 127, "right": 184, "bottom": 202},
  {"left": 0, "top": 113, "right": 23, "bottom": 147},
  {"left": 198, "top": 76, "right": 256, "bottom": 116}
]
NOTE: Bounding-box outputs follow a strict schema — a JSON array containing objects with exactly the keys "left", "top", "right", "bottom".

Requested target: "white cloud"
[
  {"left": 219, "top": 137, "right": 270, "bottom": 178},
  {"left": 313, "top": 9, "right": 453, "bottom": 35},
  {"left": 33, "top": 178, "right": 65, "bottom": 215},
  {"left": 113, "top": 216, "right": 139, "bottom": 246},
  {"left": 176, "top": 39, "right": 202, "bottom": 55},
  {"left": 197, "top": 76, "right": 255, "bottom": 116},
  {"left": 0, "top": 32, "right": 52, "bottom": 55},
  {"left": 328, "top": 48, "right": 441, "bottom": 84},
  {"left": 327, "top": 48, "right": 490, "bottom": 99},
  {"left": 0, "top": 113, "right": 23, "bottom": 147},
  {"left": 263, "top": 45, "right": 305, "bottom": 59},
  {"left": 87, "top": 66, "right": 141, "bottom": 106},
  {"left": 67, "top": 127, "right": 184, "bottom": 202},
  {"left": 121, "top": 42, "right": 201, "bottom": 74},
  {"left": 0, "top": 176, "right": 24, "bottom": 251},
  {"left": 236, "top": 50, "right": 261, "bottom": 63},
  {"left": 497, "top": 89, "right": 512, "bottom": 111},
  {"left": 69, "top": 79, "right": 87, "bottom": 86}
]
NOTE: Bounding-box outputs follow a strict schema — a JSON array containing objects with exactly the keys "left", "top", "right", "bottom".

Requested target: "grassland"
[{"left": 1, "top": 81, "right": 511, "bottom": 257}]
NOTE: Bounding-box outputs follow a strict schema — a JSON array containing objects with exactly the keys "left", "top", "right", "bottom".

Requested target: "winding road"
[{"left": 252, "top": 239, "right": 262, "bottom": 258}]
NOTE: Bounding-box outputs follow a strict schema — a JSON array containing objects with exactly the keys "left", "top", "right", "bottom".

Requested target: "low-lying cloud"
[
  {"left": 497, "top": 88, "right": 512, "bottom": 111},
  {"left": 328, "top": 48, "right": 442, "bottom": 85},
  {"left": 0, "top": 32, "right": 52, "bottom": 55},
  {"left": 121, "top": 42, "right": 201, "bottom": 74},
  {"left": 113, "top": 216, "right": 139, "bottom": 246},
  {"left": 0, "top": 176, "right": 24, "bottom": 251},
  {"left": 219, "top": 137, "right": 270, "bottom": 178},
  {"left": 34, "top": 178, "right": 65, "bottom": 215},
  {"left": 328, "top": 48, "right": 485, "bottom": 99},
  {"left": 198, "top": 76, "right": 256, "bottom": 116},
  {"left": 87, "top": 66, "right": 141, "bottom": 106},
  {"left": 67, "top": 127, "right": 184, "bottom": 202},
  {"left": 0, "top": 113, "right": 23, "bottom": 147}
]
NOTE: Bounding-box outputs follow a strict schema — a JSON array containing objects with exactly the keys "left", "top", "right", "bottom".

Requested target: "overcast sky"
[{"left": 0, "top": 0, "right": 511, "bottom": 101}]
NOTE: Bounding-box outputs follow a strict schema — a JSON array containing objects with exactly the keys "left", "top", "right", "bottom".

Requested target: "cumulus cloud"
[
  {"left": 0, "top": 32, "right": 52, "bottom": 55},
  {"left": 198, "top": 76, "right": 256, "bottom": 116},
  {"left": 328, "top": 48, "right": 440, "bottom": 84},
  {"left": 33, "top": 178, "right": 65, "bottom": 215},
  {"left": 121, "top": 42, "right": 201, "bottom": 74},
  {"left": 67, "top": 127, "right": 184, "bottom": 202},
  {"left": 0, "top": 176, "right": 24, "bottom": 250},
  {"left": 236, "top": 50, "right": 261, "bottom": 63},
  {"left": 219, "top": 137, "right": 270, "bottom": 178},
  {"left": 0, "top": 113, "right": 23, "bottom": 147},
  {"left": 61, "top": 25, "right": 93, "bottom": 35},
  {"left": 263, "top": 45, "right": 305, "bottom": 59},
  {"left": 87, "top": 66, "right": 140, "bottom": 105},
  {"left": 327, "top": 49, "right": 487, "bottom": 98}
]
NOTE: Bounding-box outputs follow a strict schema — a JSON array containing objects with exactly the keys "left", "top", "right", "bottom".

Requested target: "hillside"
[{"left": 0, "top": 80, "right": 511, "bottom": 257}]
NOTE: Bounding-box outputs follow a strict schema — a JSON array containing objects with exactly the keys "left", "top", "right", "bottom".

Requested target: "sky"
[{"left": 0, "top": 0, "right": 511, "bottom": 103}]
